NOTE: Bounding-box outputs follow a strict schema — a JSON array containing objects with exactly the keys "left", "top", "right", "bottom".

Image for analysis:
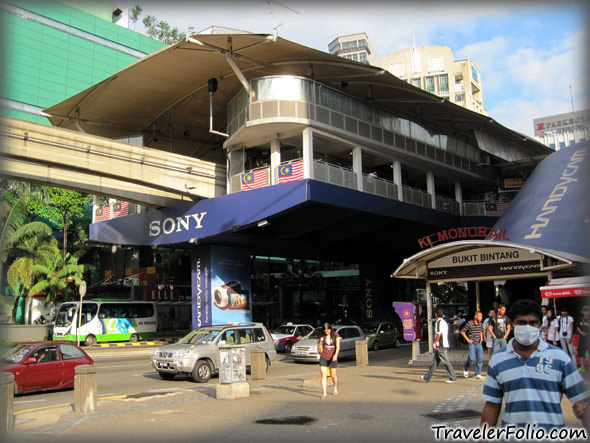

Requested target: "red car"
[{"left": 0, "top": 341, "right": 94, "bottom": 394}]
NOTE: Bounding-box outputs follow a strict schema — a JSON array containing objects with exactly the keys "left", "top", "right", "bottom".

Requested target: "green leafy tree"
[
  {"left": 130, "top": 5, "right": 142, "bottom": 31},
  {"left": 6, "top": 225, "right": 59, "bottom": 323},
  {"left": 142, "top": 15, "right": 186, "bottom": 44},
  {"left": 30, "top": 188, "right": 91, "bottom": 259},
  {"left": 30, "top": 249, "right": 94, "bottom": 304}
]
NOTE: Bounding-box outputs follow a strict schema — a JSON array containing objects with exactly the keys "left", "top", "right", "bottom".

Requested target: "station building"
[{"left": 1, "top": 2, "right": 554, "bottom": 331}]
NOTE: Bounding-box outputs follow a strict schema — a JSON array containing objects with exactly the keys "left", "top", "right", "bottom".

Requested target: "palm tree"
[
  {"left": 30, "top": 249, "right": 94, "bottom": 305},
  {"left": 6, "top": 228, "right": 59, "bottom": 323}
]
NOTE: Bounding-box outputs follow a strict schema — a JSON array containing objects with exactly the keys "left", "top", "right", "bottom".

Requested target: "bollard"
[
  {"left": 74, "top": 364, "right": 97, "bottom": 413},
  {"left": 412, "top": 339, "right": 421, "bottom": 361},
  {"left": 355, "top": 340, "right": 368, "bottom": 367},
  {"left": 0, "top": 372, "right": 14, "bottom": 432},
  {"left": 250, "top": 347, "right": 266, "bottom": 380}
]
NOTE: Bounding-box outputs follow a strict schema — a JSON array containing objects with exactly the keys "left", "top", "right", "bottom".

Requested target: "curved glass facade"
[{"left": 228, "top": 76, "right": 481, "bottom": 164}]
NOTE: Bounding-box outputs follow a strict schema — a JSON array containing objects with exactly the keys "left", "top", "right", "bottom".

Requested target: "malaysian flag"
[
  {"left": 484, "top": 202, "right": 510, "bottom": 216},
  {"left": 95, "top": 205, "right": 111, "bottom": 221},
  {"left": 240, "top": 168, "right": 268, "bottom": 191},
  {"left": 278, "top": 160, "right": 304, "bottom": 184},
  {"left": 112, "top": 201, "right": 129, "bottom": 217}
]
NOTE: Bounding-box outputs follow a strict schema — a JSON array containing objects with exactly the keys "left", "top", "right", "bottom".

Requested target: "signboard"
[
  {"left": 191, "top": 245, "right": 252, "bottom": 329},
  {"left": 504, "top": 178, "right": 524, "bottom": 189},
  {"left": 393, "top": 302, "right": 419, "bottom": 341},
  {"left": 540, "top": 277, "right": 590, "bottom": 299},
  {"left": 427, "top": 246, "right": 540, "bottom": 281}
]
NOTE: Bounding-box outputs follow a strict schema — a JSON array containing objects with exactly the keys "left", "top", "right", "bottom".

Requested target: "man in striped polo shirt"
[
  {"left": 481, "top": 299, "right": 589, "bottom": 431},
  {"left": 461, "top": 311, "right": 484, "bottom": 379}
]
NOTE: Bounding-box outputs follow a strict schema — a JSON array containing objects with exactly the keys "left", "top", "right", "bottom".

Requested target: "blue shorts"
[{"left": 319, "top": 357, "right": 338, "bottom": 368}]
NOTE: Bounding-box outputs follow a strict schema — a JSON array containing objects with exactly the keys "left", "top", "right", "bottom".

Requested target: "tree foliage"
[{"left": 30, "top": 249, "right": 94, "bottom": 303}]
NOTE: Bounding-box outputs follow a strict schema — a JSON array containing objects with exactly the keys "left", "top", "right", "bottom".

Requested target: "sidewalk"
[{"left": 5, "top": 362, "right": 587, "bottom": 443}]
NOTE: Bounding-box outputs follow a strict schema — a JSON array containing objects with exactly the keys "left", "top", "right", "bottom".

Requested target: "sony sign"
[{"left": 149, "top": 212, "right": 207, "bottom": 237}]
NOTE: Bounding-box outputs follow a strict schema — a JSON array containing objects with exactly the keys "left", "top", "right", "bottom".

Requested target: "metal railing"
[{"left": 313, "top": 161, "right": 357, "bottom": 190}]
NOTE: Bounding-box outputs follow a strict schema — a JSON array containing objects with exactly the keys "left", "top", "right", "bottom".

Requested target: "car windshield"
[
  {"left": 0, "top": 344, "right": 34, "bottom": 363},
  {"left": 55, "top": 304, "right": 77, "bottom": 327},
  {"left": 308, "top": 327, "right": 325, "bottom": 340},
  {"left": 272, "top": 326, "right": 295, "bottom": 335},
  {"left": 361, "top": 323, "right": 379, "bottom": 333},
  {"left": 179, "top": 329, "right": 220, "bottom": 345}
]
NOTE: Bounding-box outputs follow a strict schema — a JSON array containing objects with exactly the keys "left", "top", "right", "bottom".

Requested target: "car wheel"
[
  {"left": 192, "top": 360, "right": 212, "bottom": 383},
  {"left": 372, "top": 340, "right": 379, "bottom": 352},
  {"left": 283, "top": 342, "right": 292, "bottom": 353},
  {"left": 129, "top": 333, "right": 139, "bottom": 343},
  {"left": 158, "top": 371, "right": 175, "bottom": 380},
  {"left": 84, "top": 335, "right": 97, "bottom": 346},
  {"left": 393, "top": 338, "right": 400, "bottom": 348}
]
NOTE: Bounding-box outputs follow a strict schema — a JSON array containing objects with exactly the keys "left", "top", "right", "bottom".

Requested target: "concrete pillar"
[
  {"left": 270, "top": 138, "right": 281, "bottom": 185},
  {"left": 392, "top": 160, "right": 403, "bottom": 201},
  {"left": 302, "top": 127, "right": 313, "bottom": 179},
  {"left": 475, "top": 281, "right": 481, "bottom": 312},
  {"left": 426, "top": 171, "right": 436, "bottom": 209},
  {"left": 355, "top": 339, "right": 368, "bottom": 367},
  {"left": 0, "top": 372, "right": 14, "bottom": 432},
  {"left": 426, "top": 281, "right": 433, "bottom": 353},
  {"left": 250, "top": 348, "right": 266, "bottom": 380},
  {"left": 352, "top": 146, "right": 363, "bottom": 191},
  {"left": 74, "top": 364, "right": 97, "bottom": 413},
  {"left": 92, "top": 195, "right": 100, "bottom": 223},
  {"left": 454, "top": 181, "right": 463, "bottom": 215}
]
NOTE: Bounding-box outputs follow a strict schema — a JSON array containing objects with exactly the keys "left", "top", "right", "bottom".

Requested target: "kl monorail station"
[{"left": 39, "top": 32, "right": 578, "bottom": 330}]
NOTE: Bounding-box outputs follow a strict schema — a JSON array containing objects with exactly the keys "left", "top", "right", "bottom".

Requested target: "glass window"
[
  {"left": 238, "top": 329, "right": 253, "bottom": 344},
  {"left": 60, "top": 344, "right": 85, "bottom": 360},
  {"left": 425, "top": 77, "right": 435, "bottom": 93},
  {"left": 411, "top": 78, "right": 421, "bottom": 88},
  {"left": 346, "top": 327, "right": 361, "bottom": 338},
  {"left": 220, "top": 329, "right": 237, "bottom": 345},
  {"left": 439, "top": 74, "right": 449, "bottom": 94},
  {"left": 253, "top": 328, "right": 266, "bottom": 342},
  {"left": 455, "top": 94, "right": 464, "bottom": 102}
]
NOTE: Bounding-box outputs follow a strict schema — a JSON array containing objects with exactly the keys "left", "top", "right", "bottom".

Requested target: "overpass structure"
[{"left": 0, "top": 116, "right": 226, "bottom": 207}]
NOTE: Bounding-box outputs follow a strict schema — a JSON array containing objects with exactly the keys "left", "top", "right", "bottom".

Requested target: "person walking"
[
  {"left": 421, "top": 308, "right": 457, "bottom": 383},
  {"left": 481, "top": 299, "right": 590, "bottom": 431},
  {"left": 488, "top": 303, "right": 511, "bottom": 354},
  {"left": 317, "top": 322, "right": 340, "bottom": 399},
  {"left": 483, "top": 308, "right": 495, "bottom": 359},
  {"left": 554, "top": 305, "right": 576, "bottom": 363},
  {"left": 461, "top": 311, "right": 484, "bottom": 379},
  {"left": 576, "top": 305, "right": 590, "bottom": 372},
  {"left": 544, "top": 307, "right": 556, "bottom": 343}
]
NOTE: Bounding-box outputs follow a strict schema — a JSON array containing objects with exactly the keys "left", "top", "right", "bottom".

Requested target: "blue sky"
[{"left": 117, "top": 0, "right": 589, "bottom": 137}]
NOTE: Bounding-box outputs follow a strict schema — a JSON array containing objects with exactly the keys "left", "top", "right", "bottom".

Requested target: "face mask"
[{"left": 514, "top": 325, "right": 540, "bottom": 346}]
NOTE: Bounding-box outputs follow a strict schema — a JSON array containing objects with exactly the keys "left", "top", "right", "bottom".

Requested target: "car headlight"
[
  {"left": 273, "top": 340, "right": 279, "bottom": 344},
  {"left": 153, "top": 349, "right": 159, "bottom": 356},
  {"left": 310, "top": 345, "right": 318, "bottom": 353},
  {"left": 173, "top": 349, "right": 192, "bottom": 358}
]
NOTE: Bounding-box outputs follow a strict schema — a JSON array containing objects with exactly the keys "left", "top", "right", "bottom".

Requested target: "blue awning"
[
  {"left": 492, "top": 141, "right": 589, "bottom": 264},
  {"left": 90, "top": 179, "right": 474, "bottom": 262}
]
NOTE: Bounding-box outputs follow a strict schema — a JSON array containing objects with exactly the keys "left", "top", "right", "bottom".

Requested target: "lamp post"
[{"left": 77, "top": 280, "right": 87, "bottom": 346}]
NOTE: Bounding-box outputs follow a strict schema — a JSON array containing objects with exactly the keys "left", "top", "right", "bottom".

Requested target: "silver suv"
[
  {"left": 151, "top": 323, "right": 277, "bottom": 382},
  {"left": 291, "top": 325, "right": 365, "bottom": 362}
]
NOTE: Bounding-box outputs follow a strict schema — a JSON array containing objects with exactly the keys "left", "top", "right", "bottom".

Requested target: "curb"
[{"left": 88, "top": 338, "right": 180, "bottom": 348}]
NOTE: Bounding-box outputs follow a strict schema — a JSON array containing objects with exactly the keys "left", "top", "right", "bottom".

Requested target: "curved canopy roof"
[
  {"left": 393, "top": 141, "right": 590, "bottom": 282},
  {"left": 44, "top": 33, "right": 550, "bottom": 164}
]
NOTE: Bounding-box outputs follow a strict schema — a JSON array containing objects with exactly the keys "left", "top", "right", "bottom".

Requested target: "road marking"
[{"left": 14, "top": 399, "right": 48, "bottom": 404}]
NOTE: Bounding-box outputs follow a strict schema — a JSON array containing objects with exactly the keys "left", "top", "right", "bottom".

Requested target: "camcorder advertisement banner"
[
  {"left": 210, "top": 246, "right": 252, "bottom": 324},
  {"left": 191, "top": 246, "right": 252, "bottom": 328},
  {"left": 191, "top": 247, "right": 211, "bottom": 329}
]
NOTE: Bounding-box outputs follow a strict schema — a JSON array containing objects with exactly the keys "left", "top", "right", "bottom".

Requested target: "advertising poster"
[
  {"left": 393, "top": 302, "right": 417, "bottom": 341},
  {"left": 191, "top": 247, "right": 212, "bottom": 329},
  {"left": 210, "top": 245, "right": 252, "bottom": 324}
]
